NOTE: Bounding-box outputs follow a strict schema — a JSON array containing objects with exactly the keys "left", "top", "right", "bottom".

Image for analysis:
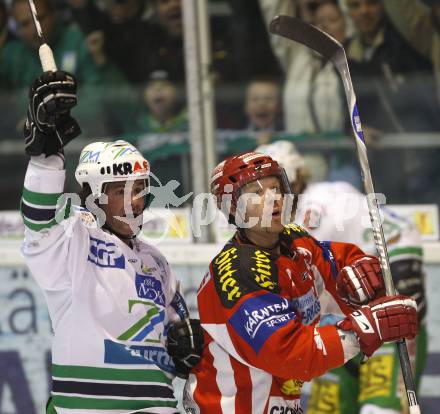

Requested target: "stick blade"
[{"left": 269, "top": 15, "right": 342, "bottom": 62}]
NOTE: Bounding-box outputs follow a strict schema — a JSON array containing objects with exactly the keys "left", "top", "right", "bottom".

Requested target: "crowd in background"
[{"left": 1, "top": 0, "right": 440, "bottom": 207}]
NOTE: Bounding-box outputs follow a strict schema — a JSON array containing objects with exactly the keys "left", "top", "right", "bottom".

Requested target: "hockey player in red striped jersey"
[{"left": 183, "top": 152, "right": 417, "bottom": 414}]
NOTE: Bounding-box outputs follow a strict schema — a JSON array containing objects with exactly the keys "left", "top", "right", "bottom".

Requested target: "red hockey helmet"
[{"left": 210, "top": 151, "right": 292, "bottom": 207}]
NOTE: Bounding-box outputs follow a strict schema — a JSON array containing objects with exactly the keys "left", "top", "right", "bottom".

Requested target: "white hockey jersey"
[
  {"left": 295, "top": 181, "right": 426, "bottom": 322},
  {"left": 21, "top": 159, "right": 185, "bottom": 414},
  {"left": 295, "top": 181, "right": 423, "bottom": 259}
]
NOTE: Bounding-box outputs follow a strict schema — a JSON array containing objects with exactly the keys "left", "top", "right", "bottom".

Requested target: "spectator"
[
  {"left": 0, "top": 0, "right": 125, "bottom": 136},
  {"left": 212, "top": 1, "right": 284, "bottom": 129},
  {"left": 0, "top": 1, "right": 7, "bottom": 51},
  {"left": 3, "top": 0, "right": 123, "bottom": 88},
  {"left": 245, "top": 77, "right": 282, "bottom": 134},
  {"left": 69, "top": 0, "right": 233, "bottom": 84},
  {"left": 345, "top": 0, "right": 440, "bottom": 133},
  {"left": 298, "top": 0, "right": 328, "bottom": 24},
  {"left": 105, "top": 70, "right": 188, "bottom": 192},
  {"left": 383, "top": 0, "right": 440, "bottom": 104},
  {"left": 346, "top": 0, "right": 440, "bottom": 203},
  {"left": 315, "top": 0, "right": 347, "bottom": 43},
  {"left": 221, "top": 77, "right": 283, "bottom": 156},
  {"left": 258, "top": 0, "right": 362, "bottom": 186},
  {"left": 0, "top": 0, "right": 18, "bottom": 138},
  {"left": 147, "top": 0, "right": 234, "bottom": 83},
  {"left": 226, "top": 0, "right": 282, "bottom": 81},
  {"left": 143, "top": 0, "right": 185, "bottom": 82},
  {"left": 124, "top": 70, "right": 188, "bottom": 136},
  {"left": 259, "top": 0, "right": 348, "bottom": 135},
  {"left": 0, "top": 1, "right": 12, "bottom": 90},
  {"left": 154, "top": 0, "right": 182, "bottom": 38},
  {"left": 67, "top": 0, "right": 151, "bottom": 83}
]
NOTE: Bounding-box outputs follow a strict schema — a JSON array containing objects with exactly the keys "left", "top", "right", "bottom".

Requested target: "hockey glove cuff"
[{"left": 167, "top": 318, "right": 204, "bottom": 379}]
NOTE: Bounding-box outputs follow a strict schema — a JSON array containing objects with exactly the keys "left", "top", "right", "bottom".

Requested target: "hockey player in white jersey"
[
  {"left": 255, "top": 140, "right": 427, "bottom": 414},
  {"left": 20, "top": 71, "right": 203, "bottom": 414}
]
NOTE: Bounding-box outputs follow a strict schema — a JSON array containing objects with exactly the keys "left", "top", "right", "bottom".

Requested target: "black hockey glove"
[
  {"left": 391, "top": 258, "right": 426, "bottom": 323},
  {"left": 167, "top": 318, "right": 204, "bottom": 379},
  {"left": 24, "top": 70, "right": 81, "bottom": 156}
]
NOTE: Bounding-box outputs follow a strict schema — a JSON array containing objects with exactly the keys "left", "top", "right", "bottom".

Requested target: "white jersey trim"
[{"left": 210, "top": 341, "right": 237, "bottom": 414}]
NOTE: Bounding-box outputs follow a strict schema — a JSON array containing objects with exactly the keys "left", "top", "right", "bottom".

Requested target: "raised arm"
[
  {"left": 21, "top": 71, "right": 87, "bottom": 290},
  {"left": 258, "top": 0, "right": 305, "bottom": 71}
]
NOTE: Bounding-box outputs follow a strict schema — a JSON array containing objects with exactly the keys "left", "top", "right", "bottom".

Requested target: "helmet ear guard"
[
  {"left": 144, "top": 192, "right": 154, "bottom": 209},
  {"left": 79, "top": 183, "right": 92, "bottom": 208}
]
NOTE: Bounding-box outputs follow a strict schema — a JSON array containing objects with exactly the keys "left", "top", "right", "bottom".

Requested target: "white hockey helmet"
[
  {"left": 255, "top": 140, "right": 305, "bottom": 183},
  {"left": 75, "top": 140, "right": 150, "bottom": 197}
]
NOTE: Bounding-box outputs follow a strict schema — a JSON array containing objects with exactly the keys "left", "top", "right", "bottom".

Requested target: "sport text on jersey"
[{"left": 229, "top": 293, "right": 297, "bottom": 353}]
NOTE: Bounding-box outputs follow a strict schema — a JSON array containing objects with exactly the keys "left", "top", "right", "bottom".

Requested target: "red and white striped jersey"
[{"left": 183, "top": 225, "right": 366, "bottom": 414}]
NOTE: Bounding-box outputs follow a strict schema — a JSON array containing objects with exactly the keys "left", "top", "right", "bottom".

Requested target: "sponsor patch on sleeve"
[
  {"left": 170, "top": 290, "right": 189, "bottom": 319},
  {"left": 228, "top": 293, "right": 297, "bottom": 353},
  {"left": 291, "top": 288, "right": 321, "bottom": 325}
]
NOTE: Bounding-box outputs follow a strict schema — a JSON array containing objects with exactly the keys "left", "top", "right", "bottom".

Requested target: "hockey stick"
[
  {"left": 27, "top": 0, "right": 57, "bottom": 71},
  {"left": 269, "top": 15, "right": 421, "bottom": 414}
]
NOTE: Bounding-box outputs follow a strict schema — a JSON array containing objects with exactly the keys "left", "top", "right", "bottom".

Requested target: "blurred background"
[{"left": 0, "top": 0, "right": 440, "bottom": 412}]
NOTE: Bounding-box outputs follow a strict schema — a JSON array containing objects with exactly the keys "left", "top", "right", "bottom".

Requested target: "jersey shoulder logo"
[
  {"left": 211, "top": 245, "right": 242, "bottom": 308},
  {"left": 249, "top": 249, "right": 278, "bottom": 291},
  {"left": 284, "top": 223, "right": 310, "bottom": 236},
  {"left": 282, "top": 224, "right": 311, "bottom": 245},
  {"left": 79, "top": 210, "right": 97, "bottom": 228},
  {"left": 88, "top": 236, "right": 125, "bottom": 269},
  {"left": 211, "top": 242, "right": 280, "bottom": 308}
]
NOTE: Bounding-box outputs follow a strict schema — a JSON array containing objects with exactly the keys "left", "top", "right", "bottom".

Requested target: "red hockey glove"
[
  {"left": 338, "top": 294, "right": 418, "bottom": 357},
  {"left": 336, "top": 256, "right": 385, "bottom": 307}
]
